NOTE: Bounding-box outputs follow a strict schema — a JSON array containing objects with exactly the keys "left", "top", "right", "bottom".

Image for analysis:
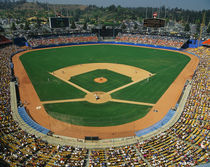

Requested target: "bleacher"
[
  {"left": 116, "top": 34, "right": 187, "bottom": 49},
  {"left": 27, "top": 34, "right": 98, "bottom": 48}
]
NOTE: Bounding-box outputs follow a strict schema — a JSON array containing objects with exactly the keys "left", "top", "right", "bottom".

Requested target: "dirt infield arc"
[{"left": 12, "top": 44, "right": 199, "bottom": 139}]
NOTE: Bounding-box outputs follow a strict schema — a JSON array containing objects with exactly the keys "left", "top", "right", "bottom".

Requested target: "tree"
[
  {"left": 18, "top": 0, "right": 27, "bottom": 4},
  {"left": 193, "top": 33, "right": 199, "bottom": 40},
  {"left": 102, "top": 24, "right": 106, "bottom": 30},
  {"left": 196, "top": 19, "right": 201, "bottom": 33},
  {"left": 0, "top": 26, "right": 4, "bottom": 34},
  {"left": 24, "top": 20, "right": 30, "bottom": 30},
  {"left": 70, "top": 19, "right": 76, "bottom": 29},
  {"left": 85, "top": 17, "right": 90, "bottom": 23},
  {"left": 20, "top": 24, "right": 24, "bottom": 30},
  {"left": 207, "top": 22, "right": 210, "bottom": 33},
  {"left": 35, "top": 18, "right": 41, "bottom": 29},
  {"left": 121, "top": 23, "right": 126, "bottom": 30},
  {"left": 134, "top": 22, "right": 138, "bottom": 30},
  {"left": 138, "top": 17, "right": 143, "bottom": 23},
  {"left": 74, "top": 9, "right": 81, "bottom": 22},
  {"left": 108, "top": 5, "right": 116, "bottom": 12},
  {"left": 184, "top": 23, "right": 190, "bottom": 32},
  {"left": 83, "top": 22, "right": 87, "bottom": 30},
  {"left": 11, "top": 22, "right": 17, "bottom": 31}
]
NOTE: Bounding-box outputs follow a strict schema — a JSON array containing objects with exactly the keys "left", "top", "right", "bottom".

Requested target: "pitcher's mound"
[{"left": 94, "top": 77, "right": 108, "bottom": 83}]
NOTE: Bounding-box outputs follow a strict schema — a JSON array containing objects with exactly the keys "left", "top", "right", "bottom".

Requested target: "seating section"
[
  {"left": 116, "top": 34, "right": 187, "bottom": 48},
  {"left": 28, "top": 34, "right": 98, "bottom": 47},
  {"left": 0, "top": 41, "right": 209, "bottom": 166},
  {"left": 89, "top": 149, "right": 107, "bottom": 166},
  {"left": 18, "top": 106, "right": 50, "bottom": 134},
  {"left": 106, "top": 145, "right": 147, "bottom": 166}
]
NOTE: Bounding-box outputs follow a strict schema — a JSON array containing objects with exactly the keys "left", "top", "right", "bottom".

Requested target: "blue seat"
[{"left": 18, "top": 107, "right": 50, "bottom": 134}]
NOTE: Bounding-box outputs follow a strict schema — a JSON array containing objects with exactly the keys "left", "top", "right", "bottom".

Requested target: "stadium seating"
[
  {"left": 0, "top": 40, "right": 209, "bottom": 166},
  {"left": 89, "top": 149, "right": 107, "bottom": 166},
  {"left": 27, "top": 34, "right": 98, "bottom": 48},
  {"left": 116, "top": 34, "right": 187, "bottom": 48}
]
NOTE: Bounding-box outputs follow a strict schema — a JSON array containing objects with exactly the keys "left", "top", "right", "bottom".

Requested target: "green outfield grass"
[
  {"left": 70, "top": 69, "right": 132, "bottom": 92},
  {"left": 44, "top": 102, "right": 151, "bottom": 126},
  {"left": 20, "top": 44, "right": 190, "bottom": 126},
  {"left": 111, "top": 60, "right": 187, "bottom": 103}
]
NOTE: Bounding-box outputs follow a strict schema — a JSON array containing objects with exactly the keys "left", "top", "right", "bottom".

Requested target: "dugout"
[{"left": 85, "top": 136, "right": 100, "bottom": 141}]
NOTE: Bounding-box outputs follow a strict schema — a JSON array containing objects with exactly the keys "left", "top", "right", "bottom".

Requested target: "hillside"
[{"left": 0, "top": 1, "right": 209, "bottom": 29}]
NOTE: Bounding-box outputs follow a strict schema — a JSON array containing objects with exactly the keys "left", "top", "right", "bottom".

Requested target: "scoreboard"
[
  {"left": 143, "top": 18, "right": 165, "bottom": 28},
  {"left": 49, "top": 17, "right": 70, "bottom": 29}
]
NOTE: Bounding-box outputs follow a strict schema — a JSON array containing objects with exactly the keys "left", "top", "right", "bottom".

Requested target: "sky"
[{"left": 28, "top": 0, "right": 210, "bottom": 11}]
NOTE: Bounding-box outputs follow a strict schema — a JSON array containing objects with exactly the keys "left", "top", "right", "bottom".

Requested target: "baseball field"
[{"left": 19, "top": 44, "right": 190, "bottom": 127}]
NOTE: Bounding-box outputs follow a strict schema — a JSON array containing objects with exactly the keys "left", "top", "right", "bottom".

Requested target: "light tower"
[{"left": 198, "top": 12, "right": 206, "bottom": 47}]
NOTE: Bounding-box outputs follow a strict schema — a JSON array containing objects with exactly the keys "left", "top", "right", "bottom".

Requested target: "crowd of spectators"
[
  {"left": 0, "top": 39, "right": 209, "bottom": 166},
  {"left": 89, "top": 149, "right": 107, "bottom": 166},
  {"left": 27, "top": 34, "right": 98, "bottom": 47},
  {"left": 116, "top": 34, "right": 187, "bottom": 48},
  {"left": 106, "top": 145, "right": 147, "bottom": 166}
]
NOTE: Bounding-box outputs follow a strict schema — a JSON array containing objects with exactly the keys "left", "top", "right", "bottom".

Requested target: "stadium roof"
[
  {"left": 0, "top": 35, "right": 12, "bottom": 45},
  {"left": 27, "top": 17, "right": 47, "bottom": 21}
]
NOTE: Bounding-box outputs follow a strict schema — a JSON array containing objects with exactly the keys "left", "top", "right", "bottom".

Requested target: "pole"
[
  {"left": 113, "top": 26, "right": 115, "bottom": 39},
  {"left": 146, "top": 8, "right": 148, "bottom": 19},
  {"left": 198, "top": 12, "right": 206, "bottom": 48}
]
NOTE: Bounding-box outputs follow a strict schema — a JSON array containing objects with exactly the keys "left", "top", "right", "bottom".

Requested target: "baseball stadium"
[{"left": 0, "top": 1, "right": 209, "bottom": 167}]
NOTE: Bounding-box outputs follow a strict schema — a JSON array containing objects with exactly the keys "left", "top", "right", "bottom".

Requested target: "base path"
[
  {"left": 107, "top": 74, "right": 154, "bottom": 94},
  {"left": 50, "top": 72, "right": 91, "bottom": 94},
  {"left": 12, "top": 45, "right": 199, "bottom": 139},
  {"left": 41, "top": 98, "right": 85, "bottom": 105},
  {"left": 111, "top": 99, "right": 154, "bottom": 106}
]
